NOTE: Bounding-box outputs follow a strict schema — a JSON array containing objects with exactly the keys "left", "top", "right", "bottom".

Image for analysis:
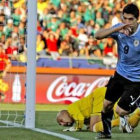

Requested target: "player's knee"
[
  {"left": 103, "top": 101, "right": 114, "bottom": 113},
  {"left": 115, "top": 106, "right": 129, "bottom": 116},
  {"left": 115, "top": 109, "right": 123, "bottom": 116}
]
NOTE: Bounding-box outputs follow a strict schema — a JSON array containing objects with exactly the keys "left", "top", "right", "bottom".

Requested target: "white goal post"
[
  {"left": 0, "top": 0, "right": 37, "bottom": 128},
  {"left": 25, "top": 0, "right": 37, "bottom": 128}
]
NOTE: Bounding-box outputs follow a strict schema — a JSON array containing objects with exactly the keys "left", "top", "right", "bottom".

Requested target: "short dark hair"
[{"left": 123, "top": 3, "right": 139, "bottom": 19}]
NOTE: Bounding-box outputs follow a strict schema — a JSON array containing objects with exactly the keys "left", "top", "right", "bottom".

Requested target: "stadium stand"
[{"left": 0, "top": 0, "right": 140, "bottom": 68}]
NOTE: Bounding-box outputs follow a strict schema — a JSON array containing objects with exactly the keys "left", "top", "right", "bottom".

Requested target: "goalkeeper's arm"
[
  {"left": 63, "top": 126, "right": 81, "bottom": 132},
  {"left": 63, "top": 119, "right": 84, "bottom": 132}
]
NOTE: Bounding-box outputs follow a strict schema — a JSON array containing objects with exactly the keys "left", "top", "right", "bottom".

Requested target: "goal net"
[{"left": 0, "top": 0, "right": 37, "bottom": 128}]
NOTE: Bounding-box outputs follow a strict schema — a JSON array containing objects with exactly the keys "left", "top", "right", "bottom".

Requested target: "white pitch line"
[
  {"left": 31, "top": 128, "right": 80, "bottom": 140},
  {"left": 0, "top": 120, "right": 79, "bottom": 140}
]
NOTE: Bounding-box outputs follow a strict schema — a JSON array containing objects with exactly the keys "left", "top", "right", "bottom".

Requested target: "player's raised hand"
[{"left": 116, "top": 23, "right": 133, "bottom": 36}]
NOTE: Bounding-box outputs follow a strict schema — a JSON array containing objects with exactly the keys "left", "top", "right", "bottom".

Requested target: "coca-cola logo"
[{"left": 46, "top": 76, "right": 109, "bottom": 102}]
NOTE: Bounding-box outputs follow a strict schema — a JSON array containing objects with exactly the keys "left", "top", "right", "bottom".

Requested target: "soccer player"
[
  {"left": 94, "top": 3, "right": 140, "bottom": 139},
  {"left": 0, "top": 43, "right": 11, "bottom": 101},
  {"left": 56, "top": 87, "right": 140, "bottom": 132}
]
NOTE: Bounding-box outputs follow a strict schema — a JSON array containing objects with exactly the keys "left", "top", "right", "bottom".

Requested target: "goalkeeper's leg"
[
  {"left": 93, "top": 109, "right": 140, "bottom": 133},
  {"left": 119, "top": 116, "right": 133, "bottom": 133},
  {"left": 128, "top": 108, "right": 140, "bottom": 128},
  {"left": 93, "top": 118, "right": 120, "bottom": 132},
  {"left": 119, "top": 108, "right": 140, "bottom": 133}
]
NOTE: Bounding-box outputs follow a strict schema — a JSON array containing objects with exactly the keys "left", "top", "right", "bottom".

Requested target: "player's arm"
[
  {"left": 73, "top": 113, "right": 84, "bottom": 130},
  {"left": 94, "top": 27, "right": 117, "bottom": 40},
  {"left": 2, "top": 59, "right": 11, "bottom": 78},
  {"left": 94, "top": 23, "right": 132, "bottom": 40},
  {"left": 63, "top": 113, "right": 84, "bottom": 132}
]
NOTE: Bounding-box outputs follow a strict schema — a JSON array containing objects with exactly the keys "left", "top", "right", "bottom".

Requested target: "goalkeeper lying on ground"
[{"left": 56, "top": 87, "right": 140, "bottom": 132}]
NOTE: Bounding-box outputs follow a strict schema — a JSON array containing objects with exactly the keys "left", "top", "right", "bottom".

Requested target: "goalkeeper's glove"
[{"left": 63, "top": 127, "right": 81, "bottom": 132}]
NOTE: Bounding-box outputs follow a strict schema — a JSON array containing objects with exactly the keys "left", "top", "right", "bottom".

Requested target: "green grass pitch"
[{"left": 0, "top": 104, "right": 139, "bottom": 140}]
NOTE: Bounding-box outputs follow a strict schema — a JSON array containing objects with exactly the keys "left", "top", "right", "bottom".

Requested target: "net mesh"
[{"left": 0, "top": 0, "right": 27, "bottom": 127}]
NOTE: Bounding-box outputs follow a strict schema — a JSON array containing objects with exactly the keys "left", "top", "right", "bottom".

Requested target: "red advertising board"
[{"left": 4, "top": 73, "right": 110, "bottom": 104}]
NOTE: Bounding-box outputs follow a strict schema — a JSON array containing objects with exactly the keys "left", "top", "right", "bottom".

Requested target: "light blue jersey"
[{"left": 110, "top": 23, "right": 140, "bottom": 82}]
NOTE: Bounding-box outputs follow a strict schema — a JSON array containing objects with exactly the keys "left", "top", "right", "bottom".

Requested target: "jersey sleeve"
[
  {"left": 72, "top": 112, "right": 84, "bottom": 130},
  {"left": 108, "top": 23, "right": 122, "bottom": 39},
  {"left": 68, "top": 103, "right": 84, "bottom": 130}
]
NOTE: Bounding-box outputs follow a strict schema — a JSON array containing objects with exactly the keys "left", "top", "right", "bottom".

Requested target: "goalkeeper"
[{"left": 56, "top": 87, "right": 140, "bottom": 132}]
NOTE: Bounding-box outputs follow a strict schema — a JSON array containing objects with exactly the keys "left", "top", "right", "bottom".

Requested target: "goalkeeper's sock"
[
  {"left": 93, "top": 118, "right": 120, "bottom": 132},
  {"left": 128, "top": 108, "right": 140, "bottom": 128},
  {"left": 101, "top": 110, "right": 113, "bottom": 135},
  {"left": 134, "top": 108, "right": 140, "bottom": 115},
  {"left": 111, "top": 118, "right": 120, "bottom": 127},
  {"left": 93, "top": 121, "right": 103, "bottom": 132}
]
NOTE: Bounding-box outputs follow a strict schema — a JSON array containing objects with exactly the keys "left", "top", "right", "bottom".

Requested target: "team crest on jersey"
[{"left": 134, "top": 40, "right": 139, "bottom": 47}]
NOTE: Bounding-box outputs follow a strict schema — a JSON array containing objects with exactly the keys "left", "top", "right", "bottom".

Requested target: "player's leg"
[
  {"left": 102, "top": 74, "right": 123, "bottom": 133},
  {"left": 116, "top": 106, "right": 132, "bottom": 133},
  {"left": 116, "top": 81, "right": 140, "bottom": 116},
  {"left": 119, "top": 116, "right": 133, "bottom": 133},
  {"left": 90, "top": 97, "right": 103, "bottom": 131},
  {"left": 116, "top": 108, "right": 140, "bottom": 133},
  {"left": 90, "top": 87, "right": 106, "bottom": 132},
  {"left": 95, "top": 72, "right": 124, "bottom": 139},
  {"left": 90, "top": 115, "right": 101, "bottom": 132},
  {"left": 93, "top": 103, "right": 120, "bottom": 132},
  {"left": 93, "top": 118, "right": 120, "bottom": 132},
  {"left": 116, "top": 81, "right": 140, "bottom": 133},
  {"left": 115, "top": 108, "right": 140, "bottom": 133},
  {"left": 129, "top": 108, "right": 140, "bottom": 128}
]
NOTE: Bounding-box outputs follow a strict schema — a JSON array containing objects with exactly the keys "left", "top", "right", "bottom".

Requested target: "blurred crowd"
[{"left": 0, "top": 0, "right": 140, "bottom": 61}]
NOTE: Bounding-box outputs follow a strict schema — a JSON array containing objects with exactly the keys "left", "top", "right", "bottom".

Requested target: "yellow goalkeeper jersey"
[{"left": 67, "top": 87, "right": 107, "bottom": 129}]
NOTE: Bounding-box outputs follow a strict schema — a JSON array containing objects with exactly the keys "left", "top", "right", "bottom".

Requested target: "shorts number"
[{"left": 124, "top": 46, "right": 129, "bottom": 54}]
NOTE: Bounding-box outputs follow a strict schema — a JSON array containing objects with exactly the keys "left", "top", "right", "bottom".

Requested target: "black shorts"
[{"left": 105, "top": 71, "right": 140, "bottom": 112}]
